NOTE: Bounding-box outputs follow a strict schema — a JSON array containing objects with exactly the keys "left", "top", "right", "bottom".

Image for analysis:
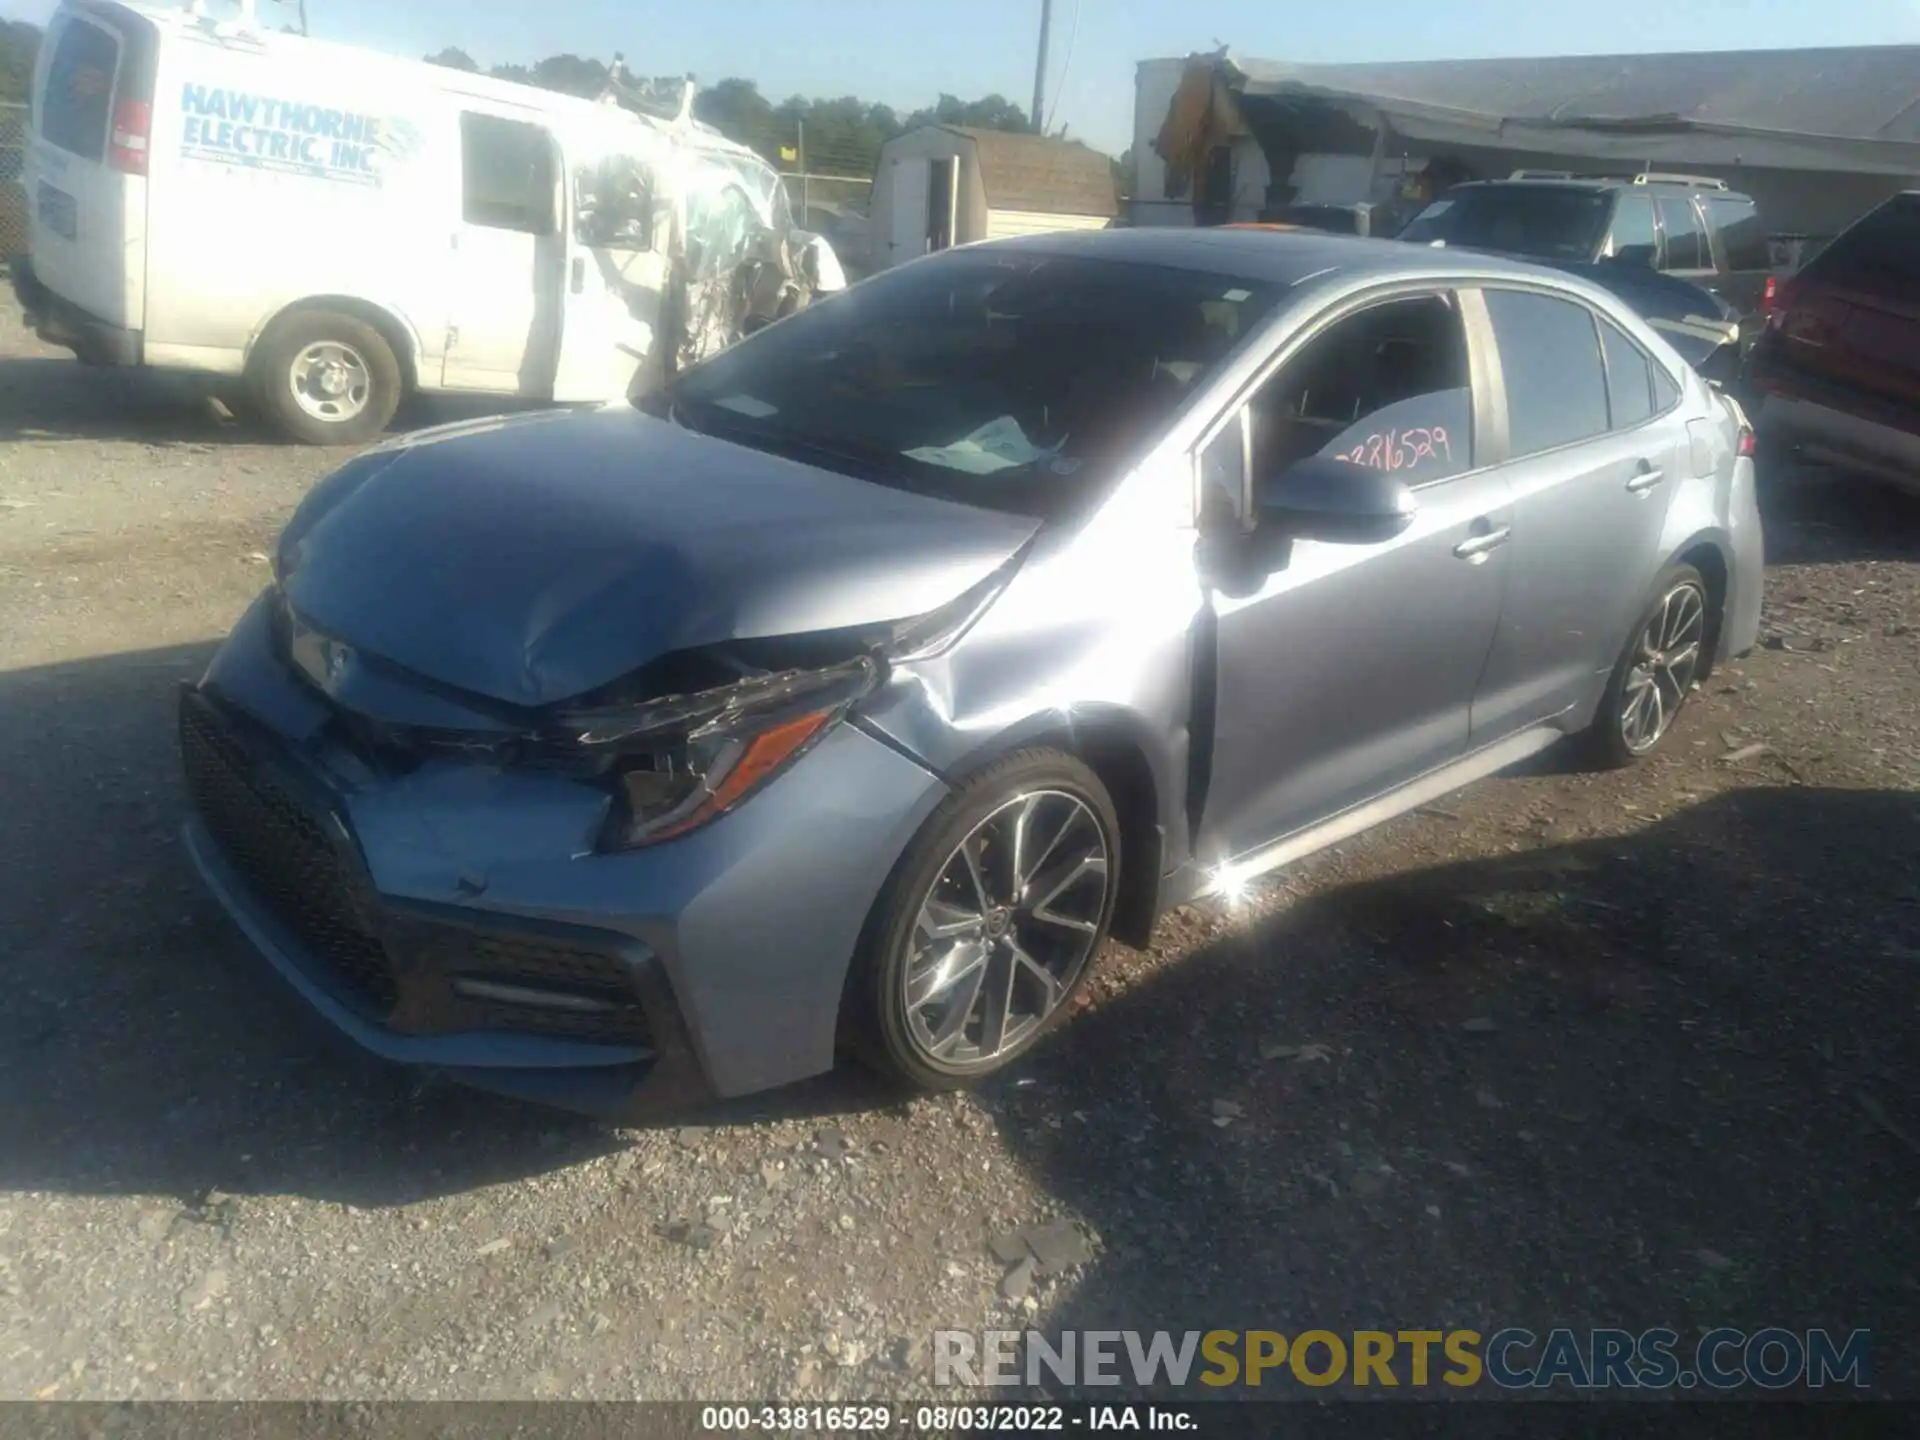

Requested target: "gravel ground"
[{"left": 3, "top": 301, "right": 1918, "bottom": 1402}]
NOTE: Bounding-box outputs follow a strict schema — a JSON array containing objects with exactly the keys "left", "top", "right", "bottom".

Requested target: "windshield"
[
  {"left": 650, "top": 250, "right": 1283, "bottom": 518},
  {"left": 1397, "top": 186, "right": 1613, "bottom": 262}
]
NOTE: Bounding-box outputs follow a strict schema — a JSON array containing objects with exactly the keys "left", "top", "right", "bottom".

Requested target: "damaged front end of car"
[{"left": 262, "top": 551, "right": 1021, "bottom": 857}]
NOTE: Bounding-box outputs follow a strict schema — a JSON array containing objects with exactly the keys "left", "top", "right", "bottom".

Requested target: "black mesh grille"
[
  {"left": 456, "top": 935, "right": 652, "bottom": 1045},
  {"left": 180, "top": 700, "right": 399, "bottom": 1011}
]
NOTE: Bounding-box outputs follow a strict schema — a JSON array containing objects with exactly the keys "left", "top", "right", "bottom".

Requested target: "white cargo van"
[{"left": 17, "top": 0, "right": 836, "bottom": 443}]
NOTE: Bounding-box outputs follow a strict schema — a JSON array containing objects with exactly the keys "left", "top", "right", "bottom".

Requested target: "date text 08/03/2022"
[{"left": 700, "top": 1406, "right": 1190, "bottom": 1432}]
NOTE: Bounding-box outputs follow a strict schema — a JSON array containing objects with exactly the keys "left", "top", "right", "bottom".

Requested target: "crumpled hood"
[{"left": 277, "top": 406, "right": 1039, "bottom": 709}]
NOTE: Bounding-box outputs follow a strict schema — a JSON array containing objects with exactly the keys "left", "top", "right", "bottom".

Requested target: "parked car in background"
[
  {"left": 179, "top": 228, "right": 1762, "bottom": 1115},
  {"left": 1396, "top": 172, "right": 1773, "bottom": 338},
  {"left": 1745, "top": 191, "right": 1920, "bottom": 494}
]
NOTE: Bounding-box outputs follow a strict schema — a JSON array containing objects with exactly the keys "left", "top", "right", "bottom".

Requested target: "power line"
[{"left": 1044, "top": 0, "right": 1081, "bottom": 136}]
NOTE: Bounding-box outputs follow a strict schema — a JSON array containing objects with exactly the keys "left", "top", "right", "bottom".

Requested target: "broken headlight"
[{"left": 562, "top": 655, "right": 881, "bottom": 852}]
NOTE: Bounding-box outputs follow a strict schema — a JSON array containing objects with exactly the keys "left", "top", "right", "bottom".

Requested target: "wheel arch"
[
  {"left": 1664, "top": 529, "right": 1733, "bottom": 678},
  {"left": 246, "top": 295, "right": 425, "bottom": 394},
  {"left": 911, "top": 706, "right": 1175, "bottom": 951}
]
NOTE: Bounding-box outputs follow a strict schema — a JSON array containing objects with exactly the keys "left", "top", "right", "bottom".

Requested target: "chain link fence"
[
  {"left": 781, "top": 170, "right": 873, "bottom": 276},
  {"left": 2, "top": 101, "right": 25, "bottom": 269}
]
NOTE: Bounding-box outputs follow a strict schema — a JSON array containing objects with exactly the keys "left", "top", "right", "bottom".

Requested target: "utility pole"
[{"left": 1030, "top": 0, "right": 1052, "bottom": 134}]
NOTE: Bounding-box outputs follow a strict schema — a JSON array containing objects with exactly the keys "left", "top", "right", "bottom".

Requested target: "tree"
[
  {"left": 1113, "top": 145, "right": 1134, "bottom": 198},
  {"left": 419, "top": 47, "right": 1118, "bottom": 182},
  {"left": 0, "top": 19, "right": 40, "bottom": 104},
  {"left": 524, "top": 54, "right": 609, "bottom": 99},
  {"left": 903, "top": 93, "right": 1030, "bottom": 134},
  {"left": 423, "top": 46, "right": 479, "bottom": 73}
]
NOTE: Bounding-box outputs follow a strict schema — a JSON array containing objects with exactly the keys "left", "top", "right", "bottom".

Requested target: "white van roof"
[{"left": 105, "top": 0, "right": 755, "bottom": 157}]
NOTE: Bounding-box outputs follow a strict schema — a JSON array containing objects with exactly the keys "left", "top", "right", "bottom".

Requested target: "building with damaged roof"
[{"left": 1132, "top": 45, "right": 1920, "bottom": 250}]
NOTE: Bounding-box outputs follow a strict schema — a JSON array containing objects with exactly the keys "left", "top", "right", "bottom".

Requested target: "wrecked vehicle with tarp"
[{"left": 15, "top": 0, "right": 842, "bottom": 444}]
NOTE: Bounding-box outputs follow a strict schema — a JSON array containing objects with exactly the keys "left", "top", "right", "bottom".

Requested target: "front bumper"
[
  {"left": 179, "top": 603, "right": 950, "bottom": 1113},
  {"left": 10, "top": 256, "right": 143, "bottom": 367}
]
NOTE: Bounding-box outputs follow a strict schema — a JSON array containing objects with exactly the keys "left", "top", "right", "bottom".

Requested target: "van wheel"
[{"left": 251, "top": 312, "right": 403, "bottom": 446}]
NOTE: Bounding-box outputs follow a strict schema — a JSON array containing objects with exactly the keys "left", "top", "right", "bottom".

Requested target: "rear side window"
[
  {"left": 1812, "top": 196, "right": 1920, "bottom": 297},
  {"left": 39, "top": 16, "right": 119, "bottom": 162},
  {"left": 1656, "top": 197, "right": 1705, "bottom": 271},
  {"left": 460, "top": 113, "right": 556, "bottom": 235},
  {"left": 1609, "top": 194, "right": 1658, "bottom": 267},
  {"left": 1598, "top": 319, "right": 1654, "bottom": 429},
  {"left": 1652, "top": 365, "right": 1681, "bottom": 412},
  {"left": 1484, "top": 289, "right": 1610, "bottom": 458},
  {"left": 1706, "top": 196, "right": 1767, "bottom": 271}
]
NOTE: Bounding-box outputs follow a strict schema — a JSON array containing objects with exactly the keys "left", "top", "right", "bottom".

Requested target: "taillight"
[
  {"left": 109, "top": 99, "right": 151, "bottom": 176},
  {"left": 1761, "top": 272, "right": 1801, "bottom": 327},
  {"left": 1737, "top": 428, "right": 1756, "bottom": 458}
]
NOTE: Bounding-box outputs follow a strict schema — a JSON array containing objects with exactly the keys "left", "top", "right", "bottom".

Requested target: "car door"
[
  {"left": 549, "top": 129, "right": 672, "bottom": 402},
  {"left": 1467, "top": 285, "right": 1689, "bottom": 740},
  {"left": 1194, "top": 287, "right": 1515, "bottom": 864},
  {"left": 441, "top": 109, "right": 564, "bottom": 394}
]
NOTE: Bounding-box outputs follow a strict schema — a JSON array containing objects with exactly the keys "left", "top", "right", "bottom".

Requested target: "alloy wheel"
[
  {"left": 1620, "top": 579, "right": 1706, "bottom": 754},
  {"left": 902, "top": 789, "right": 1111, "bottom": 1070},
  {"left": 288, "top": 341, "right": 373, "bottom": 425}
]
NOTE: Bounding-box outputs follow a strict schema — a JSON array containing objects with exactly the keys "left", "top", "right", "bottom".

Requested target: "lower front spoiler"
[{"left": 182, "top": 816, "right": 713, "bottom": 1121}]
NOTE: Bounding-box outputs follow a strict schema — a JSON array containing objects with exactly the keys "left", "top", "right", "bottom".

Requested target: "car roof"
[
  {"left": 972, "top": 225, "right": 1606, "bottom": 290},
  {"left": 1451, "top": 177, "right": 1756, "bottom": 201}
]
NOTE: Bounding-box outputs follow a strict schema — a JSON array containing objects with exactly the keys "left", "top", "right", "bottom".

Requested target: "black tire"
[
  {"left": 250, "top": 310, "right": 403, "bottom": 446},
  {"left": 849, "top": 748, "right": 1120, "bottom": 1091},
  {"left": 1582, "top": 562, "right": 1711, "bottom": 770}
]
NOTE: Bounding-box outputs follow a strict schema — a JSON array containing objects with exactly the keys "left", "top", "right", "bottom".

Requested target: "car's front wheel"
[
  {"left": 1584, "top": 562, "right": 1711, "bottom": 768},
  {"left": 851, "top": 748, "right": 1119, "bottom": 1090}
]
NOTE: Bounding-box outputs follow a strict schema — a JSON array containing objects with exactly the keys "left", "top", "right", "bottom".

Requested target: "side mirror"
[{"left": 1257, "top": 456, "right": 1418, "bottom": 543}]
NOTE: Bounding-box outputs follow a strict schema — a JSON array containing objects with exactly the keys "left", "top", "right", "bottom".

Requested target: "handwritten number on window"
[{"left": 1338, "top": 427, "right": 1452, "bottom": 472}]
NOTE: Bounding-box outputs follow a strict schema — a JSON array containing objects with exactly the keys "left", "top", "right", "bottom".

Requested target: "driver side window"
[{"left": 1243, "top": 293, "right": 1476, "bottom": 488}]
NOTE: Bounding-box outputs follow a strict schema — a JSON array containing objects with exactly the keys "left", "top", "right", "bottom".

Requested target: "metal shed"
[{"left": 868, "top": 125, "right": 1117, "bottom": 270}]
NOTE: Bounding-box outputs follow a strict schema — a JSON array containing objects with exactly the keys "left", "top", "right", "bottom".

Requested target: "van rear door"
[{"left": 27, "top": 1, "right": 157, "bottom": 335}]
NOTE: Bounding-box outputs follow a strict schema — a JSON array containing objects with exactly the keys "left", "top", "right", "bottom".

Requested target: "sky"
[{"left": 4, "top": 0, "right": 1917, "bottom": 157}]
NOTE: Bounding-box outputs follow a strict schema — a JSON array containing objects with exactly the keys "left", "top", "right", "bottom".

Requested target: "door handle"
[
  {"left": 1626, "top": 462, "right": 1665, "bottom": 494},
  {"left": 1453, "top": 525, "right": 1511, "bottom": 561},
  {"left": 570, "top": 256, "right": 586, "bottom": 294}
]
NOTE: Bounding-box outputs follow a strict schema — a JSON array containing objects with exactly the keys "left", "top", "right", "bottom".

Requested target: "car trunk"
[{"left": 27, "top": 1, "right": 157, "bottom": 332}]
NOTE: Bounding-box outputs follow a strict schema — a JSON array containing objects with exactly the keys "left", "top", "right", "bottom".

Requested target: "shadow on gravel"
[
  {"left": 0, "top": 643, "right": 638, "bottom": 1208},
  {"left": 1758, "top": 458, "right": 1920, "bottom": 567},
  {"left": 999, "top": 785, "right": 1920, "bottom": 1397},
  {"left": 0, "top": 357, "right": 547, "bottom": 447}
]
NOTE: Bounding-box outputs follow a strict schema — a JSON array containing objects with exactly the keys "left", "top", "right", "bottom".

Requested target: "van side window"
[
  {"left": 40, "top": 17, "right": 120, "bottom": 162},
  {"left": 460, "top": 113, "right": 556, "bottom": 235}
]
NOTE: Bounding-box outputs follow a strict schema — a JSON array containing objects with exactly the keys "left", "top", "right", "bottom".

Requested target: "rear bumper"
[
  {"left": 11, "top": 257, "right": 143, "bottom": 367},
  {"left": 1752, "top": 381, "right": 1920, "bottom": 494},
  {"left": 1722, "top": 455, "right": 1764, "bottom": 662}
]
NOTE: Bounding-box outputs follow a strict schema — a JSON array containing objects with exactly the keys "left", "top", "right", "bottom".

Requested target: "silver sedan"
[{"left": 180, "top": 227, "right": 1764, "bottom": 1113}]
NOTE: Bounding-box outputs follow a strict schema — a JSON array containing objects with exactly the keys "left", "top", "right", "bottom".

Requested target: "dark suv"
[
  {"left": 1746, "top": 191, "right": 1920, "bottom": 493},
  {"left": 1397, "top": 173, "right": 1771, "bottom": 331}
]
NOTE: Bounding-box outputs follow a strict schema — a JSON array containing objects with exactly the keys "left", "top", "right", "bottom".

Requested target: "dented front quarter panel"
[{"left": 860, "top": 456, "right": 1209, "bottom": 892}]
